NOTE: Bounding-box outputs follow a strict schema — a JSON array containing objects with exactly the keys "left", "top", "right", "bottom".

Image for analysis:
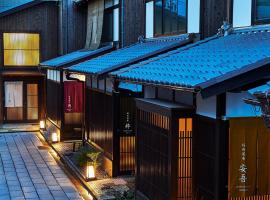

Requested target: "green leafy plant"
[
  {"left": 87, "top": 152, "right": 101, "bottom": 169},
  {"left": 75, "top": 147, "right": 101, "bottom": 168}
]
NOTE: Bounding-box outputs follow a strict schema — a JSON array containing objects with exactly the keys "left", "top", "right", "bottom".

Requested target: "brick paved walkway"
[{"left": 0, "top": 132, "right": 83, "bottom": 200}]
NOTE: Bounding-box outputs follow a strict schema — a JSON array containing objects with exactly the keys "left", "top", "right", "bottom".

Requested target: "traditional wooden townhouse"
[
  {"left": 111, "top": 0, "right": 270, "bottom": 199},
  {"left": 0, "top": 0, "right": 60, "bottom": 124},
  {"left": 63, "top": 0, "right": 227, "bottom": 178},
  {"left": 39, "top": 0, "right": 148, "bottom": 141},
  {"left": 67, "top": 34, "right": 195, "bottom": 177},
  {"left": 35, "top": 0, "right": 234, "bottom": 194},
  {"left": 39, "top": 45, "right": 114, "bottom": 140}
]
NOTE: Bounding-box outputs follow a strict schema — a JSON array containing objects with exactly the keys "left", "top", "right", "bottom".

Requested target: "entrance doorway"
[{"left": 4, "top": 81, "right": 39, "bottom": 122}]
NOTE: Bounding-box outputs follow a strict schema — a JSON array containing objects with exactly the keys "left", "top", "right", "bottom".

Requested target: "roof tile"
[
  {"left": 68, "top": 34, "right": 192, "bottom": 75},
  {"left": 114, "top": 27, "right": 270, "bottom": 89}
]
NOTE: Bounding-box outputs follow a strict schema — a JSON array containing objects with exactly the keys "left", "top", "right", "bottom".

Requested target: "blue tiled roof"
[
  {"left": 0, "top": 0, "right": 32, "bottom": 13},
  {"left": 67, "top": 34, "right": 193, "bottom": 75},
  {"left": 249, "top": 82, "right": 270, "bottom": 94},
  {"left": 119, "top": 82, "right": 142, "bottom": 92},
  {"left": 113, "top": 26, "right": 270, "bottom": 90},
  {"left": 40, "top": 45, "right": 113, "bottom": 68}
]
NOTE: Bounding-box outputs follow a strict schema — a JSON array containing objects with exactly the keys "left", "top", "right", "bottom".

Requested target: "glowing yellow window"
[{"left": 3, "top": 33, "right": 40, "bottom": 66}]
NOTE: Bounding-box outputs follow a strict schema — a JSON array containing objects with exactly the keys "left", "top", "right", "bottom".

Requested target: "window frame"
[
  {"left": 149, "top": 0, "right": 188, "bottom": 37},
  {"left": 252, "top": 0, "right": 270, "bottom": 25},
  {"left": 101, "top": 0, "right": 120, "bottom": 43},
  {"left": 2, "top": 32, "right": 41, "bottom": 68}
]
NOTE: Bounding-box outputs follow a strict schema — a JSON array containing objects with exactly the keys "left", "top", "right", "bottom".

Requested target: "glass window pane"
[
  {"left": 3, "top": 33, "right": 39, "bottom": 50},
  {"left": 164, "top": 0, "right": 172, "bottom": 34},
  {"left": 178, "top": 0, "right": 187, "bottom": 33},
  {"left": 4, "top": 50, "right": 39, "bottom": 66},
  {"left": 92, "top": 76, "right": 98, "bottom": 88},
  {"left": 3, "top": 33, "right": 40, "bottom": 67},
  {"left": 105, "top": 0, "right": 113, "bottom": 8},
  {"left": 171, "top": 0, "right": 178, "bottom": 33},
  {"left": 101, "top": 10, "right": 113, "bottom": 43},
  {"left": 256, "top": 0, "right": 270, "bottom": 21},
  {"left": 154, "top": 0, "right": 163, "bottom": 35}
]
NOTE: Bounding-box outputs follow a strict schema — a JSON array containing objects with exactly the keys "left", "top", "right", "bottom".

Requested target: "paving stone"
[
  {"left": 39, "top": 194, "right": 54, "bottom": 200},
  {"left": 66, "top": 192, "right": 82, "bottom": 199},
  {"left": 0, "top": 133, "right": 83, "bottom": 200},
  {"left": 32, "top": 178, "right": 45, "bottom": 184},
  {"left": 11, "top": 197, "right": 25, "bottom": 200},
  {"left": 7, "top": 180, "right": 20, "bottom": 186},
  {"left": 23, "top": 191, "right": 39, "bottom": 199},
  {"left": 37, "top": 188, "right": 51, "bottom": 195},
  {"left": 48, "top": 185, "right": 62, "bottom": 191},
  {"left": 22, "top": 186, "right": 36, "bottom": 193},
  {"left": 0, "top": 194, "right": 11, "bottom": 200},
  {"left": 9, "top": 190, "right": 24, "bottom": 198}
]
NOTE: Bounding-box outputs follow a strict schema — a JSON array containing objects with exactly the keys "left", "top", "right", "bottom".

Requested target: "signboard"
[{"left": 229, "top": 118, "right": 270, "bottom": 198}]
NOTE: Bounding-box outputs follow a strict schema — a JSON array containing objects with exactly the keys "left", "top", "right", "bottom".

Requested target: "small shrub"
[{"left": 75, "top": 147, "right": 101, "bottom": 168}]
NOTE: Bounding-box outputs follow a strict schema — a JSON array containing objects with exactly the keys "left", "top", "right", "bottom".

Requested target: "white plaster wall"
[
  {"left": 196, "top": 93, "right": 217, "bottom": 119},
  {"left": 144, "top": 86, "right": 156, "bottom": 98},
  {"left": 233, "top": 0, "right": 252, "bottom": 27},
  {"left": 146, "top": 1, "right": 154, "bottom": 38},
  {"left": 188, "top": 0, "right": 200, "bottom": 33},
  {"left": 113, "top": 8, "right": 119, "bottom": 41}
]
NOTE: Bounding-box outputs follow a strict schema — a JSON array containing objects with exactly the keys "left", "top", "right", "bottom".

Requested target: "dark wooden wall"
[
  {"left": 122, "top": 0, "right": 145, "bottom": 46},
  {"left": 193, "top": 115, "right": 228, "bottom": 200},
  {"left": 60, "top": 0, "right": 87, "bottom": 53},
  {"left": 0, "top": 2, "right": 59, "bottom": 65},
  {"left": 47, "top": 80, "right": 62, "bottom": 127},
  {"left": 200, "top": 0, "right": 230, "bottom": 38},
  {"left": 136, "top": 109, "right": 170, "bottom": 200},
  {"left": 87, "top": 89, "right": 114, "bottom": 159}
]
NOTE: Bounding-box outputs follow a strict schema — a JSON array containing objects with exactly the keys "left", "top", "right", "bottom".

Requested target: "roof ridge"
[
  {"left": 143, "top": 33, "right": 191, "bottom": 43},
  {"left": 233, "top": 24, "right": 270, "bottom": 34}
]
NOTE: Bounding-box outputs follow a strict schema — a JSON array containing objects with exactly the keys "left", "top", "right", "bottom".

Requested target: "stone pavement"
[{"left": 0, "top": 132, "right": 83, "bottom": 200}]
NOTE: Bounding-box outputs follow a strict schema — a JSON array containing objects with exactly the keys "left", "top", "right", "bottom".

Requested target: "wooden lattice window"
[
  {"left": 178, "top": 118, "right": 192, "bottom": 199},
  {"left": 120, "top": 136, "right": 135, "bottom": 172},
  {"left": 139, "top": 110, "right": 170, "bottom": 130}
]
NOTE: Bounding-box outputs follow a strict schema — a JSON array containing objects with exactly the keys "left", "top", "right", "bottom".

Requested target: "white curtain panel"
[
  {"left": 5, "top": 81, "right": 23, "bottom": 107},
  {"left": 85, "top": 0, "right": 104, "bottom": 50}
]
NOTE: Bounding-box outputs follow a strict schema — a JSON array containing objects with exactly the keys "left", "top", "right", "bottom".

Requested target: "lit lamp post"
[
  {"left": 39, "top": 120, "right": 45, "bottom": 130},
  {"left": 86, "top": 157, "right": 96, "bottom": 181},
  {"left": 51, "top": 132, "right": 59, "bottom": 143}
]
